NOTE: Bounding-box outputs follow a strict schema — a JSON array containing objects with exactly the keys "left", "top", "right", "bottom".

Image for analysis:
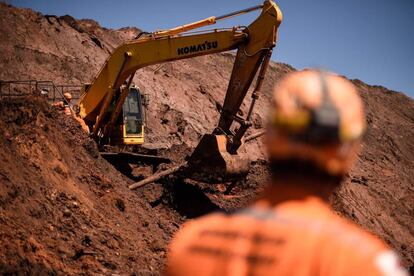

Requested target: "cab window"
[{"left": 123, "top": 88, "right": 143, "bottom": 135}]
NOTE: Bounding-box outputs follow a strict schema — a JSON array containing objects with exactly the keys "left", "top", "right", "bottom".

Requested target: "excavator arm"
[
  {"left": 79, "top": 30, "right": 247, "bottom": 124},
  {"left": 78, "top": 0, "right": 282, "bottom": 180}
]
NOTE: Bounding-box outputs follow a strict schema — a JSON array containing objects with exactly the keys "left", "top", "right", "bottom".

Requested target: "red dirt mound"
[
  {"left": 333, "top": 81, "right": 414, "bottom": 268},
  {"left": 0, "top": 96, "right": 183, "bottom": 274}
]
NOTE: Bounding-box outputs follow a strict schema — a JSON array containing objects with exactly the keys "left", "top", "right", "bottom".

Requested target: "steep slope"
[
  {"left": 0, "top": 96, "right": 183, "bottom": 274},
  {"left": 0, "top": 3, "right": 139, "bottom": 84},
  {"left": 0, "top": 2, "right": 413, "bottom": 272},
  {"left": 333, "top": 81, "right": 414, "bottom": 267}
]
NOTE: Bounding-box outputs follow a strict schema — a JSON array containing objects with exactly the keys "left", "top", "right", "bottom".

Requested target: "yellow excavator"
[{"left": 78, "top": 0, "right": 282, "bottom": 181}]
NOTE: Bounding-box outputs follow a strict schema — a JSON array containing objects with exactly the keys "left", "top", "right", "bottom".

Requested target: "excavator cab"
[
  {"left": 95, "top": 85, "right": 146, "bottom": 146},
  {"left": 122, "top": 87, "right": 145, "bottom": 145}
]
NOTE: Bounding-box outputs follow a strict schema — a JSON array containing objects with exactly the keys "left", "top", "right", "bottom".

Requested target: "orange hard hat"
[
  {"left": 267, "top": 70, "right": 366, "bottom": 176},
  {"left": 63, "top": 92, "right": 72, "bottom": 100}
]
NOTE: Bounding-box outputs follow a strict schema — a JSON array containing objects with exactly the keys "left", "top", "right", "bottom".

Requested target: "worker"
[
  {"left": 53, "top": 92, "right": 72, "bottom": 116},
  {"left": 51, "top": 91, "right": 90, "bottom": 133},
  {"left": 166, "top": 70, "right": 407, "bottom": 276}
]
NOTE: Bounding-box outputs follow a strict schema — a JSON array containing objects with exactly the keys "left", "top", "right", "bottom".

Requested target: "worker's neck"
[{"left": 258, "top": 176, "right": 339, "bottom": 206}]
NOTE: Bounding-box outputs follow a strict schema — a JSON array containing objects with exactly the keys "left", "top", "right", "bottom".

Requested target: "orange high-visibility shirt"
[{"left": 167, "top": 197, "right": 406, "bottom": 276}]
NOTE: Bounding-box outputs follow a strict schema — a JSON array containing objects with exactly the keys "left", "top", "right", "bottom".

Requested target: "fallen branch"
[
  {"left": 244, "top": 129, "right": 266, "bottom": 142},
  {"left": 128, "top": 162, "right": 186, "bottom": 190}
]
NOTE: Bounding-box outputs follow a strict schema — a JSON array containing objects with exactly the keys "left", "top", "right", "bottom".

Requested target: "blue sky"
[{"left": 9, "top": 0, "right": 414, "bottom": 98}]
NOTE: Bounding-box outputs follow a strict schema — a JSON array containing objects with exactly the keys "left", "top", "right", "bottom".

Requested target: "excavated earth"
[{"left": 0, "top": 3, "right": 413, "bottom": 274}]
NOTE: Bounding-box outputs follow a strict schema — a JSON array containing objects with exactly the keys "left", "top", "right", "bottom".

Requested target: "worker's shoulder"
[
  {"left": 232, "top": 198, "right": 390, "bottom": 259},
  {"left": 328, "top": 216, "right": 408, "bottom": 275},
  {"left": 324, "top": 211, "right": 388, "bottom": 251},
  {"left": 297, "top": 204, "right": 389, "bottom": 254},
  {"left": 272, "top": 198, "right": 388, "bottom": 251}
]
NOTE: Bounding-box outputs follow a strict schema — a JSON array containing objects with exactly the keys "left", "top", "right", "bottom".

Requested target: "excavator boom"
[{"left": 79, "top": 30, "right": 247, "bottom": 125}]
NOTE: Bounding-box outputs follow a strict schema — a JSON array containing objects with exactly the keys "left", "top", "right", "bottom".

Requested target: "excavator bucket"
[{"left": 183, "top": 134, "right": 250, "bottom": 183}]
